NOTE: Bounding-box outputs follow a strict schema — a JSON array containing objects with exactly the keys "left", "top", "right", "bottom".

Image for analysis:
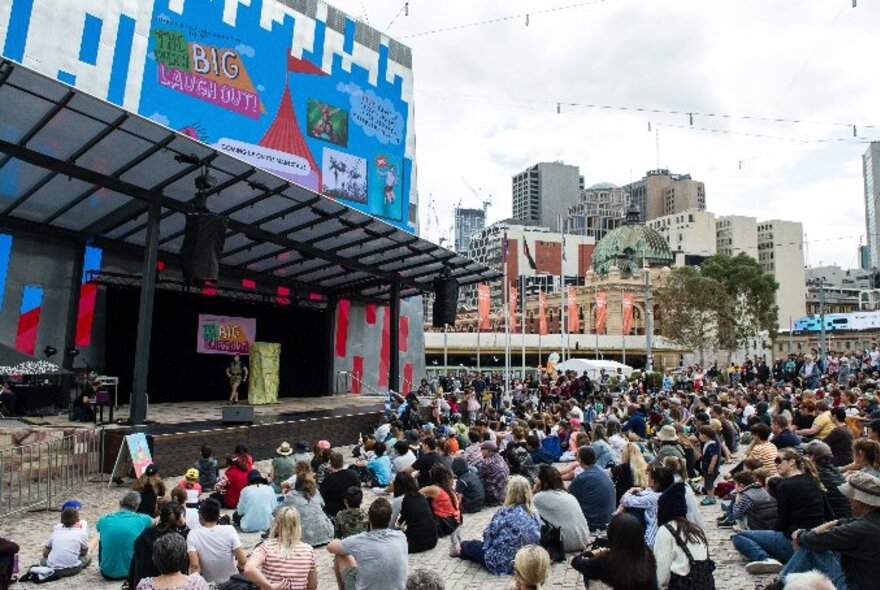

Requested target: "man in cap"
[{"left": 766, "top": 471, "right": 880, "bottom": 590}]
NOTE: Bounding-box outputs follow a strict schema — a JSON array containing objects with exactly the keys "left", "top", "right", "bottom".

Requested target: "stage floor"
[{"left": 40, "top": 393, "right": 383, "bottom": 430}]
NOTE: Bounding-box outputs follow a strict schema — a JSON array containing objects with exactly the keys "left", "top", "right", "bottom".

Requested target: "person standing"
[{"left": 226, "top": 354, "right": 248, "bottom": 405}]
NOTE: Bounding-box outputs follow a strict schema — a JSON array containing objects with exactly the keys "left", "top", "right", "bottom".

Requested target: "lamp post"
[{"left": 644, "top": 260, "right": 653, "bottom": 373}]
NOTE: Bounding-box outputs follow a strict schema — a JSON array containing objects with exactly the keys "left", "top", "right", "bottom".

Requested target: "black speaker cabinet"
[
  {"left": 180, "top": 212, "right": 227, "bottom": 283},
  {"left": 221, "top": 405, "right": 254, "bottom": 425},
  {"left": 432, "top": 276, "right": 459, "bottom": 327}
]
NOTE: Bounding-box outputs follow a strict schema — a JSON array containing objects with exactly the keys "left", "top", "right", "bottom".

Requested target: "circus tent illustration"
[{"left": 256, "top": 55, "right": 326, "bottom": 191}]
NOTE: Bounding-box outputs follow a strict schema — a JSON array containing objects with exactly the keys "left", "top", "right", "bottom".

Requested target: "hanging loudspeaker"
[
  {"left": 180, "top": 212, "right": 227, "bottom": 283},
  {"left": 432, "top": 276, "right": 459, "bottom": 328}
]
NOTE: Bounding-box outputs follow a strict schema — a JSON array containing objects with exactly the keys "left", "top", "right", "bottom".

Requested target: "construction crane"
[{"left": 460, "top": 177, "right": 492, "bottom": 218}]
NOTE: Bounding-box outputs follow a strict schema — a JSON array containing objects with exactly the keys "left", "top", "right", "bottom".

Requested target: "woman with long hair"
[
  {"left": 841, "top": 438, "right": 880, "bottom": 477},
  {"left": 732, "top": 447, "right": 830, "bottom": 576},
  {"left": 654, "top": 478, "right": 714, "bottom": 589},
  {"left": 532, "top": 465, "right": 590, "bottom": 552},
  {"left": 393, "top": 471, "right": 437, "bottom": 553},
  {"left": 451, "top": 475, "right": 540, "bottom": 575},
  {"left": 128, "top": 502, "right": 187, "bottom": 588},
  {"left": 244, "top": 506, "right": 318, "bottom": 590},
  {"left": 133, "top": 465, "right": 166, "bottom": 518},
  {"left": 276, "top": 473, "right": 333, "bottom": 547},
  {"left": 610, "top": 442, "right": 649, "bottom": 503},
  {"left": 617, "top": 465, "right": 675, "bottom": 547},
  {"left": 419, "top": 464, "right": 461, "bottom": 536},
  {"left": 660, "top": 455, "right": 705, "bottom": 529},
  {"left": 511, "top": 545, "right": 550, "bottom": 590},
  {"left": 571, "top": 512, "right": 658, "bottom": 589}
]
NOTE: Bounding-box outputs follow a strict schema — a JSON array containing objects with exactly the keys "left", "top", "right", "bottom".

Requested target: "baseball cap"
[{"left": 61, "top": 499, "right": 82, "bottom": 510}]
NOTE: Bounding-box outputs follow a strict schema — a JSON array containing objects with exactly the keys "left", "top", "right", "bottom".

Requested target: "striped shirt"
[
  {"left": 252, "top": 540, "right": 316, "bottom": 590},
  {"left": 749, "top": 441, "right": 778, "bottom": 474}
]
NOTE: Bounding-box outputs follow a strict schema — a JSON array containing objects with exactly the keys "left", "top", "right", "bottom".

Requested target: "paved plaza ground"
[{"left": 0, "top": 442, "right": 771, "bottom": 589}]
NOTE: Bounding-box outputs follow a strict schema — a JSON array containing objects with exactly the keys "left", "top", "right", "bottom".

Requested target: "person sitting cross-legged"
[{"left": 761, "top": 471, "right": 880, "bottom": 590}]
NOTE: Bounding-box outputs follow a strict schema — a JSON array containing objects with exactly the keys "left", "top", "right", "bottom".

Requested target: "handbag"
[
  {"left": 539, "top": 517, "right": 565, "bottom": 563},
  {"left": 664, "top": 524, "right": 716, "bottom": 590},
  {"left": 218, "top": 573, "right": 259, "bottom": 590}
]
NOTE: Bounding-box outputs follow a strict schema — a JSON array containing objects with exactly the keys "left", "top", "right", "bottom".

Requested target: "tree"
[
  {"left": 328, "top": 157, "right": 347, "bottom": 191},
  {"left": 656, "top": 266, "right": 727, "bottom": 366},
  {"left": 700, "top": 253, "right": 779, "bottom": 356}
]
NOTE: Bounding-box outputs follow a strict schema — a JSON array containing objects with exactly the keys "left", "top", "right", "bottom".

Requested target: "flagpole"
[
  {"left": 521, "top": 274, "right": 526, "bottom": 381},
  {"left": 477, "top": 323, "right": 481, "bottom": 372},
  {"left": 503, "top": 232, "right": 510, "bottom": 395},
  {"left": 559, "top": 214, "right": 566, "bottom": 363},
  {"left": 621, "top": 288, "right": 627, "bottom": 366}
]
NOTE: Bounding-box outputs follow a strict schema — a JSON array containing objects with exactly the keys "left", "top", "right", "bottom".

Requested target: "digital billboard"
[{"left": 0, "top": 0, "right": 416, "bottom": 231}]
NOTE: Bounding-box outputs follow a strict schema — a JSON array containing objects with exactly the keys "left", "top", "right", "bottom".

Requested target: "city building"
[
  {"left": 647, "top": 210, "right": 717, "bottom": 265},
  {"left": 512, "top": 162, "right": 584, "bottom": 229},
  {"left": 859, "top": 244, "right": 872, "bottom": 271},
  {"left": 804, "top": 266, "right": 875, "bottom": 316},
  {"left": 863, "top": 142, "right": 880, "bottom": 268},
  {"left": 716, "top": 215, "right": 759, "bottom": 258},
  {"left": 454, "top": 207, "right": 486, "bottom": 253},
  {"left": 622, "top": 169, "right": 706, "bottom": 222},
  {"left": 566, "top": 182, "right": 631, "bottom": 241},
  {"left": 464, "top": 221, "right": 595, "bottom": 304},
  {"left": 757, "top": 220, "right": 806, "bottom": 331}
]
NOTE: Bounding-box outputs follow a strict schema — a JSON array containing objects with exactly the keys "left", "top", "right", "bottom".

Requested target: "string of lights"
[
  {"left": 400, "top": 0, "right": 609, "bottom": 39},
  {"left": 417, "top": 90, "right": 880, "bottom": 134}
]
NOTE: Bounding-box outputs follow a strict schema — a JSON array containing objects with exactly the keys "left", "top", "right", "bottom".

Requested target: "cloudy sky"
[{"left": 332, "top": 0, "right": 875, "bottom": 268}]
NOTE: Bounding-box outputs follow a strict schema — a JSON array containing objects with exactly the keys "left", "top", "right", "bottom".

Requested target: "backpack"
[
  {"left": 664, "top": 524, "right": 716, "bottom": 590},
  {"left": 539, "top": 517, "right": 565, "bottom": 563},
  {"left": 745, "top": 493, "right": 778, "bottom": 531},
  {"left": 540, "top": 436, "right": 563, "bottom": 461}
]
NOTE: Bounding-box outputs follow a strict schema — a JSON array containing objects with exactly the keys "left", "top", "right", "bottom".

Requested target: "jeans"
[
  {"left": 732, "top": 530, "right": 794, "bottom": 563},
  {"left": 781, "top": 547, "right": 848, "bottom": 589},
  {"left": 459, "top": 540, "right": 486, "bottom": 565}
]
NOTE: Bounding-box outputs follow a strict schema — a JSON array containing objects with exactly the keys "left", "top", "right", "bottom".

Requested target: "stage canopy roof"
[{"left": 0, "top": 59, "right": 500, "bottom": 303}]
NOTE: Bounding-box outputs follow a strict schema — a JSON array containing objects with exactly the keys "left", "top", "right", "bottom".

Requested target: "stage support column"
[
  {"left": 325, "top": 295, "right": 338, "bottom": 396},
  {"left": 61, "top": 242, "right": 86, "bottom": 406},
  {"left": 130, "top": 200, "right": 161, "bottom": 425},
  {"left": 389, "top": 282, "right": 401, "bottom": 393}
]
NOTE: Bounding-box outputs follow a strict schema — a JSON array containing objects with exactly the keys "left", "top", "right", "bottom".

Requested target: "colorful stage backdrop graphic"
[
  {"left": 197, "top": 314, "right": 256, "bottom": 355},
  {"left": 0, "top": 0, "right": 416, "bottom": 231}
]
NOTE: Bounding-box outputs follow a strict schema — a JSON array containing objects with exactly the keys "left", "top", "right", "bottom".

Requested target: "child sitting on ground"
[
  {"left": 41, "top": 507, "right": 90, "bottom": 577},
  {"left": 334, "top": 486, "right": 368, "bottom": 539},
  {"left": 196, "top": 445, "right": 218, "bottom": 491},
  {"left": 177, "top": 468, "right": 202, "bottom": 504}
]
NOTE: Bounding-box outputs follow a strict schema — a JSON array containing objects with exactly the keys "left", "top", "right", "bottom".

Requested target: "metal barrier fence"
[
  {"left": 335, "top": 371, "right": 416, "bottom": 396},
  {"left": 0, "top": 429, "right": 102, "bottom": 518}
]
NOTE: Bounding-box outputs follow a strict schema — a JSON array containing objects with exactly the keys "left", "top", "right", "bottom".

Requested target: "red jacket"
[{"left": 223, "top": 465, "right": 249, "bottom": 508}]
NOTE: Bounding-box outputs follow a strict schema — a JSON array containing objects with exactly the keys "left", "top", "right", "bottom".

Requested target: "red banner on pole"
[
  {"left": 595, "top": 292, "right": 607, "bottom": 334},
  {"left": 538, "top": 291, "right": 548, "bottom": 335},
  {"left": 509, "top": 287, "right": 518, "bottom": 332},
  {"left": 622, "top": 292, "right": 635, "bottom": 335},
  {"left": 567, "top": 286, "right": 579, "bottom": 333},
  {"left": 478, "top": 284, "right": 490, "bottom": 331}
]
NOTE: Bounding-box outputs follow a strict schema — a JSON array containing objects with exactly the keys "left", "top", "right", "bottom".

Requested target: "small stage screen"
[{"left": 197, "top": 314, "right": 256, "bottom": 355}]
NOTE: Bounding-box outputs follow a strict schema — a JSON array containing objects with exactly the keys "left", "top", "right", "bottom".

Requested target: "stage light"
[{"left": 43, "top": 345, "right": 57, "bottom": 358}]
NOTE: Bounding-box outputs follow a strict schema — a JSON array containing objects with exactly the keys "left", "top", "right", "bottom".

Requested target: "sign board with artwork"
[
  {"left": 0, "top": 0, "right": 417, "bottom": 232},
  {"left": 109, "top": 432, "right": 154, "bottom": 486},
  {"left": 197, "top": 315, "right": 256, "bottom": 355}
]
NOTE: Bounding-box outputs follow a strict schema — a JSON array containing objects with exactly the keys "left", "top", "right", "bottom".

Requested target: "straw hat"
[
  {"left": 276, "top": 442, "right": 293, "bottom": 456},
  {"left": 657, "top": 424, "right": 678, "bottom": 442},
  {"left": 839, "top": 471, "right": 880, "bottom": 507}
]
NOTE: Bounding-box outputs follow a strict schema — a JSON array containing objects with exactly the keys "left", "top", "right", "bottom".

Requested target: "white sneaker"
[
  {"left": 746, "top": 559, "right": 783, "bottom": 575},
  {"left": 449, "top": 529, "right": 463, "bottom": 557}
]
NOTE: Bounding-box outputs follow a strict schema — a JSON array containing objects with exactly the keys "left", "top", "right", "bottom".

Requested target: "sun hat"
[
  {"left": 276, "top": 442, "right": 293, "bottom": 456},
  {"left": 317, "top": 440, "right": 331, "bottom": 450},
  {"left": 657, "top": 424, "right": 678, "bottom": 442},
  {"left": 839, "top": 471, "right": 880, "bottom": 507},
  {"left": 185, "top": 468, "right": 199, "bottom": 481}
]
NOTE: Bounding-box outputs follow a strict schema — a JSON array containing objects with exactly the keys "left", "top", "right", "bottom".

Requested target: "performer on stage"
[{"left": 226, "top": 354, "right": 248, "bottom": 405}]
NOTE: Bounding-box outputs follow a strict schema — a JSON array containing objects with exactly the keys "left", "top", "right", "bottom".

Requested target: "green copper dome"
[{"left": 591, "top": 207, "right": 674, "bottom": 277}]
